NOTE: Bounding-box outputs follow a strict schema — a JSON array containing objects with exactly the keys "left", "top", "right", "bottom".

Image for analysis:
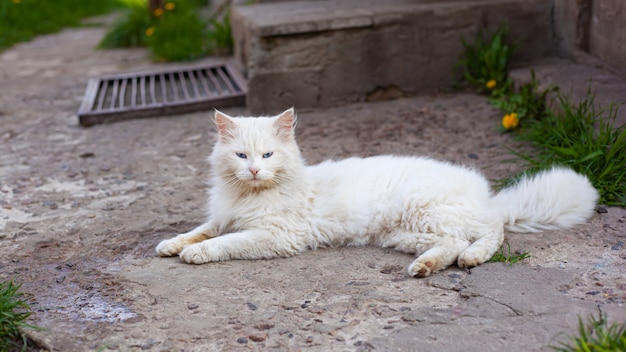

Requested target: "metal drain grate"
[{"left": 78, "top": 63, "right": 246, "bottom": 126}]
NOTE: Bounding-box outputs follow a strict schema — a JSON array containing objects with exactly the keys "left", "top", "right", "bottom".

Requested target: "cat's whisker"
[{"left": 216, "top": 174, "right": 244, "bottom": 190}]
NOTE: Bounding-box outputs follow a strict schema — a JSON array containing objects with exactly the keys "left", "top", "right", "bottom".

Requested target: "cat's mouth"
[{"left": 244, "top": 176, "right": 272, "bottom": 188}]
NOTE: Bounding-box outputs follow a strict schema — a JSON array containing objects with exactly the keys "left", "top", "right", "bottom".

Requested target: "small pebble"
[
  {"left": 187, "top": 303, "right": 199, "bottom": 310},
  {"left": 42, "top": 200, "right": 58, "bottom": 209},
  {"left": 345, "top": 281, "right": 370, "bottom": 286},
  {"left": 597, "top": 206, "right": 608, "bottom": 214},
  {"left": 236, "top": 337, "right": 248, "bottom": 344},
  {"left": 140, "top": 339, "right": 160, "bottom": 350},
  {"left": 248, "top": 333, "right": 267, "bottom": 342},
  {"left": 255, "top": 323, "right": 274, "bottom": 330}
]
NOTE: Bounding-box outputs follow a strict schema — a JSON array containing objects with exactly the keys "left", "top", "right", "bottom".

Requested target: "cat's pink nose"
[{"left": 249, "top": 167, "right": 259, "bottom": 177}]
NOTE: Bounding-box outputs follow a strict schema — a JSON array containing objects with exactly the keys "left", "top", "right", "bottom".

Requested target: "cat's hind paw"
[
  {"left": 457, "top": 246, "right": 492, "bottom": 268},
  {"left": 156, "top": 238, "right": 184, "bottom": 257},
  {"left": 179, "top": 243, "right": 222, "bottom": 264}
]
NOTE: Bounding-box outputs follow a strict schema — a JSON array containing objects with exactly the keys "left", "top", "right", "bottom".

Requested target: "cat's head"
[{"left": 209, "top": 108, "right": 303, "bottom": 191}]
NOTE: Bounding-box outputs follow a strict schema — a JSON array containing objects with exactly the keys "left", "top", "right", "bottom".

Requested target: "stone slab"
[
  {"left": 550, "top": 0, "right": 626, "bottom": 79},
  {"left": 232, "top": 0, "right": 554, "bottom": 114},
  {"left": 369, "top": 263, "right": 626, "bottom": 352},
  {"left": 589, "top": 0, "right": 626, "bottom": 78}
]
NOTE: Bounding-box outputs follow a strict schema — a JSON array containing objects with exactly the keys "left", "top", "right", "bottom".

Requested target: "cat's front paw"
[
  {"left": 179, "top": 243, "right": 219, "bottom": 264},
  {"left": 408, "top": 259, "right": 440, "bottom": 278},
  {"left": 156, "top": 238, "right": 184, "bottom": 257}
]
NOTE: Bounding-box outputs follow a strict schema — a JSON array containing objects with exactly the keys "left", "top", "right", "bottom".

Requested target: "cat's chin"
[{"left": 241, "top": 178, "right": 274, "bottom": 190}]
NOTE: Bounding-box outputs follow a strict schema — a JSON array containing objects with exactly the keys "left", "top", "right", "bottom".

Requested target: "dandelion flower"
[
  {"left": 486, "top": 79, "right": 497, "bottom": 89},
  {"left": 165, "top": 2, "right": 176, "bottom": 10},
  {"left": 145, "top": 27, "right": 155, "bottom": 37},
  {"left": 153, "top": 8, "right": 164, "bottom": 17},
  {"left": 502, "top": 113, "right": 519, "bottom": 130}
]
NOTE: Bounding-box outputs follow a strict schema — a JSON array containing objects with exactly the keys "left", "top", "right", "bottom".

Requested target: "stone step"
[{"left": 231, "top": 0, "right": 554, "bottom": 114}]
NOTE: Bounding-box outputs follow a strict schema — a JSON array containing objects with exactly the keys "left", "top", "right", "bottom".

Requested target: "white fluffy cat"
[{"left": 156, "top": 108, "right": 599, "bottom": 277}]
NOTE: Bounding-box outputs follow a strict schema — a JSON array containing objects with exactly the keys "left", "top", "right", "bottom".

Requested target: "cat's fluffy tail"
[{"left": 493, "top": 167, "right": 599, "bottom": 233}]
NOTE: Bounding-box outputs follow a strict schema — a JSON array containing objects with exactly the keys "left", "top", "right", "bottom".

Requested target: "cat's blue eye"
[
  {"left": 262, "top": 152, "right": 273, "bottom": 159},
  {"left": 236, "top": 152, "right": 247, "bottom": 159}
]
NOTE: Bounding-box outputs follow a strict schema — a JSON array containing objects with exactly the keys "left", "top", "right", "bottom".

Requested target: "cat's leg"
[
  {"left": 407, "top": 235, "right": 471, "bottom": 278},
  {"left": 457, "top": 229, "right": 504, "bottom": 268},
  {"left": 385, "top": 232, "right": 470, "bottom": 277},
  {"left": 156, "top": 222, "right": 218, "bottom": 257},
  {"left": 179, "top": 230, "right": 305, "bottom": 264}
]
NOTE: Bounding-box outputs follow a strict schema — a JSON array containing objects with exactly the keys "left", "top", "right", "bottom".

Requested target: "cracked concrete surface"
[{"left": 1, "top": 17, "right": 625, "bottom": 352}]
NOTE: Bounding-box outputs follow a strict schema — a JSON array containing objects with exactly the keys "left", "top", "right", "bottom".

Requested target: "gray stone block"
[
  {"left": 589, "top": 0, "right": 626, "bottom": 77},
  {"left": 232, "top": 0, "right": 554, "bottom": 114}
]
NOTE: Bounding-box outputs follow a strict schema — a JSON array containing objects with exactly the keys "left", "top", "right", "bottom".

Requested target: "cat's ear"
[
  {"left": 273, "top": 107, "right": 296, "bottom": 142},
  {"left": 214, "top": 109, "right": 236, "bottom": 142}
]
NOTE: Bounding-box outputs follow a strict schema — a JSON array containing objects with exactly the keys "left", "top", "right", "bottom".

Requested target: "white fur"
[{"left": 156, "top": 108, "right": 599, "bottom": 277}]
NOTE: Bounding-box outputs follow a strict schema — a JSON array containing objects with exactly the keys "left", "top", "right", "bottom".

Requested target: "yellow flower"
[
  {"left": 165, "top": 2, "right": 176, "bottom": 10},
  {"left": 145, "top": 27, "right": 155, "bottom": 37},
  {"left": 502, "top": 113, "right": 519, "bottom": 130},
  {"left": 153, "top": 8, "right": 164, "bottom": 17},
  {"left": 486, "top": 79, "right": 497, "bottom": 89},
  {"left": 12, "top": 0, "right": 21, "bottom": 4}
]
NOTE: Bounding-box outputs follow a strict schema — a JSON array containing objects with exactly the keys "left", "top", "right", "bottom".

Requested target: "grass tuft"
[
  {"left": 457, "top": 27, "right": 625, "bottom": 206},
  {"left": 145, "top": 9, "right": 210, "bottom": 61},
  {"left": 455, "top": 25, "right": 514, "bottom": 94},
  {"left": 488, "top": 241, "right": 530, "bottom": 265},
  {"left": 206, "top": 7, "right": 233, "bottom": 56},
  {"left": 99, "top": 0, "right": 233, "bottom": 62},
  {"left": 503, "top": 89, "right": 626, "bottom": 206},
  {"left": 550, "top": 310, "right": 626, "bottom": 352},
  {"left": 0, "top": 279, "right": 41, "bottom": 352},
  {"left": 490, "top": 71, "right": 557, "bottom": 131},
  {"left": 98, "top": 2, "right": 152, "bottom": 48}
]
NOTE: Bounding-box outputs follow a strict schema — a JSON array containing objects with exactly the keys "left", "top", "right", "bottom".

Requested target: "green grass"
[
  {"left": 0, "top": 0, "right": 233, "bottom": 61},
  {"left": 488, "top": 241, "right": 530, "bottom": 265},
  {"left": 98, "top": 1, "right": 152, "bottom": 48},
  {"left": 503, "top": 90, "right": 626, "bottom": 206},
  {"left": 456, "top": 25, "right": 626, "bottom": 206},
  {"left": 490, "top": 71, "right": 557, "bottom": 131},
  {"left": 206, "top": 7, "right": 233, "bottom": 56},
  {"left": 455, "top": 25, "right": 515, "bottom": 94},
  {"left": 550, "top": 311, "right": 626, "bottom": 352},
  {"left": 0, "top": 279, "right": 40, "bottom": 352},
  {"left": 0, "top": 0, "right": 119, "bottom": 52},
  {"left": 100, "top": 0, "right": 234, "bottom": 61},
  {"left": 146, "top": 8, "right": 210, "bottom": 61}
]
